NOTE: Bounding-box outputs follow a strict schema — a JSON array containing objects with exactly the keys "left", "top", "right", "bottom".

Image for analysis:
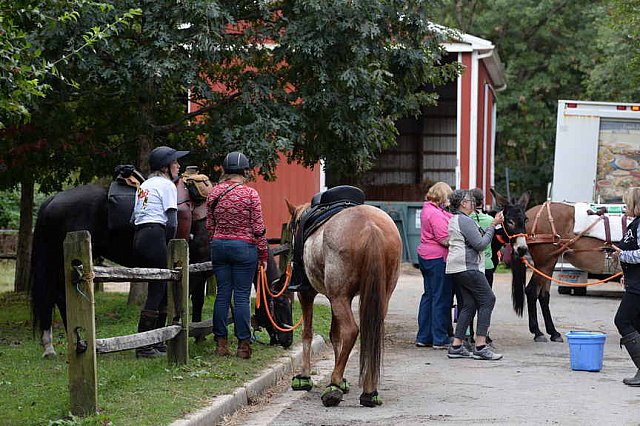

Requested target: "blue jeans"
[
  {"left": 211, "top": 239, "right": 258, "bottom": 340},
  {"left": 417, "top": 257, "right": 452, "bottom": 346}
]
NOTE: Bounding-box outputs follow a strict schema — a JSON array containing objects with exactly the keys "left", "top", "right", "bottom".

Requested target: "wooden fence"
[{"left": 64, "top": 230, "right": 196, "bottom": 416}]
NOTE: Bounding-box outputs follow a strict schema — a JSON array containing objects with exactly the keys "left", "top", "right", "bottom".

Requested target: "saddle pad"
[
  {"left": 107, "top": 182, "right": 136, "bottom": 231},
  {"left": 573, "top": 202, "right": 630, "bottom": 242}
]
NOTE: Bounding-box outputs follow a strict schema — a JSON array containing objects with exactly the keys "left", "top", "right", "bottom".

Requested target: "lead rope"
[
  {"left": 256, "top": 264, "right": 303, "bottom": 332},
  {"left": 521, "top": 257, "right": 622, "bottom": 287}
]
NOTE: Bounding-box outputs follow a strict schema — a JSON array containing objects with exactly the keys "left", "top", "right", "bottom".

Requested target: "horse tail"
[
  {"left": 511, "top": 255, "right": 526, "bottom": 317},
  {"left": 30, "top": 195, "right": 55, "bottom": 334},
  {"left": 358, "top": 224, "right": 386, "bottom": 388}
]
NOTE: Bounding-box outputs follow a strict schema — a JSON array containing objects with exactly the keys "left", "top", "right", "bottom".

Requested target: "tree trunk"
[
  {"left": 128, "top": 96, "right": 154, "bottom": 305},
  {"left": 14, "top": 175, "right": 34, "bottom": 292}
]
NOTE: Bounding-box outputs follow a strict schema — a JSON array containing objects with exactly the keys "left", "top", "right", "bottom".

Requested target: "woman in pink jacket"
[{"left": 416, "top": 182, "right": 453, "bottom": 349}]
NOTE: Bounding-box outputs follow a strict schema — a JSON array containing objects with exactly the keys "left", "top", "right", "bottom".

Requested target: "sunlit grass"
[{"left": 0, "top": 259, "right": 15, "bottom": 294}]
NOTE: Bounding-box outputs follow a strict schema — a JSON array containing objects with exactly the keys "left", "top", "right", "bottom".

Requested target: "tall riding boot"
[
  {"left": 237, "top": 339, "right": 252, "bottom": 359},
  {"left": 152, "top": 311, "right": 168, "bottom": 354},
  {"left": 621, "top": 331, "right": 640, "bottom": 386},
  {"left": 136, "top": 310, "right": 162, "bottom": 359},
  {"left": 215, "top": 336, "right": 231, "bottom": 356}
]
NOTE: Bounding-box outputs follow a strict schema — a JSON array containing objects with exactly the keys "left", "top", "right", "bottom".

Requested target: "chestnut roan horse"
[
  {"left": 510, "top": 200, "right": 621, "bottom": 342},
  {"left": 286, "top": 200, "right": 401, "bottom": 408}
]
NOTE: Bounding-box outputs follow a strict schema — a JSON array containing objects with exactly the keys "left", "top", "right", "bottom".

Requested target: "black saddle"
[{"left": 289, "top": 186, "right": 365, "bottom": 291}]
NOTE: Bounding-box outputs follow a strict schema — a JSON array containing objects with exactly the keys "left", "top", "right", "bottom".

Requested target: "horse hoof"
[
  {"left": 291, "top": 374, "right": 313, "bottom": 391},
  {"left": 359, "top": 390, "right": 382, "bottom": 407},
  {"left": 550, "top": 334, "right": 564, "bottom": 343},
  {"left": 42, "top": 350, "right": 57, "bottom": 359},
  {"left": 321, "top": 384, "right": 343, "bottom": 407},
  {"left": 534, "top": 335, "right": 548, "bottom": 343}
]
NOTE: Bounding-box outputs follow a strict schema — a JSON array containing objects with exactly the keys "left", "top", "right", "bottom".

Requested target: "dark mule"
[
  {"left": 509, "top": 201, "right": 621, "bottom": 342},
  {"left": 30, "top": 179, "right": 211, "bottom": 358},
  {"left": 286, "top": 200, "right": 401, "bottom": 408}
]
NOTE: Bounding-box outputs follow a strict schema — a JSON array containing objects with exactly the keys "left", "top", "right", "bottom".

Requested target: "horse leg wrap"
[
  {"left": 291, "top": 374, "right": 313, "bottom": 391},
  {"left": 338, "top": 378, "right": 350, "bottom": 394},
  {"left": 321, "top": 384, "right": 344, "bottom": 407},
  {"left": 359, "top": 390, "right": 383, "bottom": 407}
]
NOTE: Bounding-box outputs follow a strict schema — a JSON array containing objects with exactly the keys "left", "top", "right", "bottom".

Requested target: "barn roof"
[{"left": 438, "top": 26, "right": 507, "bottom": 91}]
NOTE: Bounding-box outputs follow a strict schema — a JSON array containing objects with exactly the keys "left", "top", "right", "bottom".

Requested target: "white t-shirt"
[{"left": 133, "top": 176, "right": 177, "bottom": 226}]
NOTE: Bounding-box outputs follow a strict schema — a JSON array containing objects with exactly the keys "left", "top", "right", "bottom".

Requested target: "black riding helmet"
[
  {"left": 222, "top": 151, "right": 250, "bottom": 174},
  {"left": 149, "top": 146, "right": 189, "bottom": 171}
]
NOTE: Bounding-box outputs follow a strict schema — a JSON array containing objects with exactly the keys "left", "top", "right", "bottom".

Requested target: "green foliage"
[
  {"left": 0, "top": 1, "right": 141, "bottom": 130},
  {"left": 0, "top": 290, "right": 332, "bottom": 425},
  {"left": 587, "top": 1, "right": 640, "bottom": 101},
  {"left": 0, "top": 0, "right": 459, "bottom": 194},
  {"left": 435, "top": 0, "right": 605, "bottom": 204},
  {"left": 0, "top": 186, "right": 47, "bottom": 229}
]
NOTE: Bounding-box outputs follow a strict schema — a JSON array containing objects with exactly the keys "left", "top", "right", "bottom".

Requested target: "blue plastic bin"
[{"left": 565, "top": 331, "right": 607, "bottom": 372}]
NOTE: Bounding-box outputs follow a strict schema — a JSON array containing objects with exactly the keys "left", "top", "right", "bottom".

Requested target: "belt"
[{"left": 135, "top": 222, "right": 165, "bottom": 230}]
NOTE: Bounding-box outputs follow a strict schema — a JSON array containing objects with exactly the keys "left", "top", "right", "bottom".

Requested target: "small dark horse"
[
  {"left": 30, "top": 179, "right": 211, "bottom": 358},
  {"left": 286, "top": 200, "right": 401, "bottom": 408},
  {"left": 510, "top": 200, "right": 622, "bottom": 342}
]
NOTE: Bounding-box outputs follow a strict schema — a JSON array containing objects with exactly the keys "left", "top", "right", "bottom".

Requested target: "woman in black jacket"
[{"left": 613, "top": 186, "right": 640, "bottom": 386}]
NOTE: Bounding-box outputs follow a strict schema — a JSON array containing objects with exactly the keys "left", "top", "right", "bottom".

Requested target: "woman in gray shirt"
[{"left": 446, "top": 189, "right": 503, "bottom": 361}]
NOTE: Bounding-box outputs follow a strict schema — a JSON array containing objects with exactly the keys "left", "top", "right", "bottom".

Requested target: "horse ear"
[
  {"left": 490, "top": 188, "right": 508, "bottom": 207},
  {"left": 285, "top": 199, "right": 296, "bottom": 216},
  {"left": 518, "top": 191, "right": 530, "bottom": 209}
]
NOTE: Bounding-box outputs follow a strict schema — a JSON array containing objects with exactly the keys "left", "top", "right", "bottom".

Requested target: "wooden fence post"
[
  {"left": 63, "top": 230, "right": 97, "bottom": 416},
  {"left": 167, "top": 239, "right": 189, "bottom": 365}
]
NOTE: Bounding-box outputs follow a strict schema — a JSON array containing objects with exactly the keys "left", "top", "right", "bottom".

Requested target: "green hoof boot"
[
  {"left": 291, "top": 374, "right": 313, "bottom": 391},
  {"left": 360, "top": 390, "right": 383, "bottom": 407},
  {"left": 321, "top": 384, "right": 344, "bottom": 407},
  {"left": 338, "top": 378, "right": 350, "bottom": 394}
]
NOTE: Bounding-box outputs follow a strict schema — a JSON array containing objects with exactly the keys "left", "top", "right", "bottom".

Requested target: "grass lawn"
[{"left": 0, "top": 287, "right": 331, "bottom": 426}]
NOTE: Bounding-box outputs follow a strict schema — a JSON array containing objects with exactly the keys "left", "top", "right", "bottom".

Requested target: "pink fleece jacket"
[{"left": 417, "top": 201, "right": 453, "bottom": 260}]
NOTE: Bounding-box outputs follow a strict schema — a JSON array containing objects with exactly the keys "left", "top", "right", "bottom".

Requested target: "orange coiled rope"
[
  {"left": 255, "top": 264, "right": 303, "bottom": 332},
  {"left": 522, "top": 257, "right": 623, "bottom": 287}
]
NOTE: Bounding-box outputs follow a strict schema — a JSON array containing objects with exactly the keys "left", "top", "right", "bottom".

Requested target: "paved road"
[{"left": 226, "top": 266, "right": 639, "bottom": 425}]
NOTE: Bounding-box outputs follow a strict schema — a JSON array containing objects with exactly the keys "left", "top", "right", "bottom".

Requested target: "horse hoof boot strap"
[
  {"left": 359, "top": 390, "right": 382, "bottom": 407},
  {"left": 321, "top": 384, "right": 344, "bottom": 407},
  {"left": 291, "top": 374, "right": 313, "bottom": 391},
  {"left": 338, "top": 378, "right": 350, "bottom": 394}
]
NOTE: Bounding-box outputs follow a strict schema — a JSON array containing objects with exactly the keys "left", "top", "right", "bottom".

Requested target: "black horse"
[
  {"left": 30, "top": 180, "right": 214, "bottom": 357},
  {"left": 30, "top": 180, "right": 292, "bottom": 357}
]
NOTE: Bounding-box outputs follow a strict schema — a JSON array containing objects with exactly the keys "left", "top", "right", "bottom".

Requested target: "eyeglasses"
[{"left": 462, "top": 198, "right": 475, "bottom": 205}]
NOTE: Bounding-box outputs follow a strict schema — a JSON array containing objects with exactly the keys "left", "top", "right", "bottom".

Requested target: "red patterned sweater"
[{"left": 205, "top": 182, "right": 268, "bottom": 261}]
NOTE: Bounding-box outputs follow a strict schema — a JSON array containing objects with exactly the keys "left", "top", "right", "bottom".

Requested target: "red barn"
[{"left": 216, "top": 29, "right": 506, "bottom": 238}]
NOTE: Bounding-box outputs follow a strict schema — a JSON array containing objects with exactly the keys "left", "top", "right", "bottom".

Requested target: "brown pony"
[
  {"left": 511, "top": 202, "right": 621, "bottom": 342},
  {"left": 286, "top": 201, "right": 401, "bottom": 408}
]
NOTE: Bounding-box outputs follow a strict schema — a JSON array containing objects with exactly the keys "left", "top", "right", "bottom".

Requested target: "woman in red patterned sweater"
[{"left": 205, "top": 151, "right": 268, "bottom": 359}]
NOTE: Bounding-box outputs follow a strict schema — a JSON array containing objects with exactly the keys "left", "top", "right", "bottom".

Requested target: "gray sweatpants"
[{"left": 452, "top": 270, "right": 496, "bottom": 339}]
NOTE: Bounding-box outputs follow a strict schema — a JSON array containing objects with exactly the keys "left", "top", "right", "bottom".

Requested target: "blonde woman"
[{"left": 416, "top": 182, "right": 454, "bottom": 349}]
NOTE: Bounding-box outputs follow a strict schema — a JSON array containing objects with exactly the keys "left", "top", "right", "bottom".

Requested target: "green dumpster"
[{"left": 366, "top": 201, "right": 424, "bottom": 265}]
